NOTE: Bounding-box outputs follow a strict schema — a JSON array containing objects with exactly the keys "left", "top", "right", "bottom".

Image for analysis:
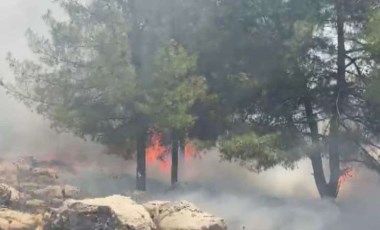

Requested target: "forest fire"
[
  {"left": 36, "top": 152, "right": 84, "bottom": 174},
  {"left": 33, "top": 131, "right": 199, "bottom": 177},
  {"left": 146, "top": 131, "right": 198, "bottom": 173},
  {"left": 338, "top": 167, "right": 355, "bottom": 191},
  {"left": 146, "top": 132, "right": 170, "bottom": 171}
]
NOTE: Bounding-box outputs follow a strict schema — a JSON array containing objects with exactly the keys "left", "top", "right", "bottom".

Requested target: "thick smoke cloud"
[
  {"left": 1, "top": 1, "right": 380, "bottom": 230},
  {"left": 0, "top": 0, "right": 58, "bottom": 155},
  {"left": 65, "top": 153, "right": 380, "bottom": 230}
]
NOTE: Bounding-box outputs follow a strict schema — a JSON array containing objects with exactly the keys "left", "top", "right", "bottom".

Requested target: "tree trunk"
[
  {"left": 136, "top": 132, "right": 146, "bottom": 191},
  {"left": 305, "top": 96, "right": 340, "bottom": 199},
  {"left": 304, "top": 98, "right": 329, "bottom": 198},
  {"left": 171, "top": 131, "right": 179, "bottom": 187},
  {"left": 306, "top": 0, "right": 346, "bottom": 199},
  {"left": 125, "top": 0, "right": 148, "bottom": 192},
  {"left": 326, "top": 0, "right": 347, "bottom": 198},
  {"left": 327, "top": 117, "right": 340, "bottom": 198},
  {"left": 179, "top": 136, "right": 185, "bottom": 162}
]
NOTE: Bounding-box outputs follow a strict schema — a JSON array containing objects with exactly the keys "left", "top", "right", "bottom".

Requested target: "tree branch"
[
  {"left": 358, "top": 145, "right": 380, "bottom": 174},
  {"left": 346, "top": 38, "right": 366, "bottom": 47},
  {"left": 345, "top": 56, "right": 358, "bottom": 68},
  {"left": 0, "top": 82, "right": 58, "bottom": 106},
  {"left": 346, "top": 48, "right": 365, "bottom": 54},
  {"left": 345, "top": 54, "right": 368, "bottom": 83}
]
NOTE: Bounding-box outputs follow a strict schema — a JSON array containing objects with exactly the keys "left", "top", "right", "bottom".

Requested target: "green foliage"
[
  {"left": 5, "top": 0, "right": 147, "bottom": 154},
  {"left": 5, "top": 0, "right": 380, "bottom": 197},
  {"left": 366, "top": 73, "right": 380, "bottom": 105},
  {"left": 363, "top": 9, "right": 380, "bottom": 134},
  {"left": 191, "top": 139, "right": 216, "bottom": 151},
  {"left": 365, "top": 7, "right": 380, "bottom": 53},
  {"left": 151, "top": 43, "right": 207, "bottom": 132},
  {"left": 5, "top": 0, "right": 209, "bottom": 157},
  {"left": 191, "top": 0, "right": 380, "bottom": 191},
  {"left": 220, "top": 132, "right": 299, "bottom": 172}
]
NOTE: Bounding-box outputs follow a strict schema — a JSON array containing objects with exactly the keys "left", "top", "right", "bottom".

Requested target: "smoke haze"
[{"left": 1, "top": 1, "right": 380, "bottom": 230}]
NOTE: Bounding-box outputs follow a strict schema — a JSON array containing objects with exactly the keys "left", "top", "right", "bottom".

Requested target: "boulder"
[
  {"left": 43, "top": 202, "right": 121, "bottom": 230},
  {"left": 143, "top": 200, "right": 171, "bottom": 220},
  {"left": 73, "top": 195, "right": 156, "bottom": 229},
  {"left": 45, "top": 195, "right": 156, "bottom": 230},
  {"left": 0, "top": 184, "right": 23, "bottom": 207},
  {"left": 0, "top": 163, "right": 18, "bottom": 186},
  {"left": 32, "top": 185, "right": 80, "bottom": 200},
  {"left": 0, "top": 208, "right": 37, "bottom": 230},
  {"left": 143, "top": 200, "right": 227, "bottom": 230}
]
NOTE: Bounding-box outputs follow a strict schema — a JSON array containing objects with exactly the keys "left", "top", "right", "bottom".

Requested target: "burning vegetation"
[
  {"left": 146, "top": 131, "right": 199, "bottom": 173},
  {"left": 338, "top": 167, "right": 355, "bottom": 193},
  {"left": 4, "top": 0, "right": 380, "bottom": 229},
  {"left": 1, "top": 2, "right": 380, "bottom": 229},
  {"left": 0, "top": 156, "right": 228, "bottom": 230}
]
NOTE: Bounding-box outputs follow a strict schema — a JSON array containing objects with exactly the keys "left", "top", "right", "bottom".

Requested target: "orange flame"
[
  {"left": 145, "top": 131, "right": 198, "bottom": 173},
  {"left": 338, "top": 167, "right": 354, "bottom": 191},
  {"left": 146, "top": 131, "right": 170, "bottom": 172},
  {"left": 184, "top": 143, "right": 201, "bottom": 160},
  {"left": 37, "top": 131, "right": 198, "bottom": 175}
]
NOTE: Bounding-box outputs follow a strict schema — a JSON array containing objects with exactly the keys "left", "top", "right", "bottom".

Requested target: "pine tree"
[
  {"left": 151, "top": 42, "right": 207, "bottom": 186},
  {"left": 197, "top": 0, "right": 380, "bottom": 198}
]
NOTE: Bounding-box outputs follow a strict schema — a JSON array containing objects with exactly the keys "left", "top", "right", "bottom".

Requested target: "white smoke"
[
  {"left": 1, "top": 1, "right": 380, "bottom": 230},
  {"left": 57, "top": 149, "right": 380, "bottom": 230}
]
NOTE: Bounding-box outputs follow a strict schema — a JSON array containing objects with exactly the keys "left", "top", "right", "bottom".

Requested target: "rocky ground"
[{"left": 0, "top": 156, "right": 228, "bottom": 230}]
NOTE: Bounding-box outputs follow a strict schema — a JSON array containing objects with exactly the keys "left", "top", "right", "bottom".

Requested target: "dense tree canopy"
[
  {"left": 3, "top": 0, "right": 380, "bottom": 199},
  {"left": 3, "top": 0, "right": 208, "bottom": 190},
  {"left": 182, "top": 0, "right": 380, "bottom": 199}
]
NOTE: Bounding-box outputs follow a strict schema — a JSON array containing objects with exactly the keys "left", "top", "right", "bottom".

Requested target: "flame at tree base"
[
  {"left": 31, "top": 131, "right": 198, "bottom": 177},
  {"left": 338, "top": 167, "right": 355, "bottom": 192},
  {"left": 146, "top": 131, "right": 199, "bottom": 174}
]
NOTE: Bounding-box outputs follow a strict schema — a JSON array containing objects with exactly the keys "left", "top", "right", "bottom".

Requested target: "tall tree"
[
  {"left": 197, "top": 0, "right": 380, "bottom": 199},
  {"left": 3, "top": 0, "right": 167, "bottom": 191},
  {"left": 151, "top": 42, "right": 207, "bottom": 186}
]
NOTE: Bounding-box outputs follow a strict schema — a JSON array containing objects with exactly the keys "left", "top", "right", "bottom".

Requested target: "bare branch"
[
  {"left": 345, "top": 57, "right": 357, "bottom": 68},
  {"left": 345, "top": 55, "right": 368, "bottom": 83},
  {"left": 346, "top": 48, "right": 365, "bottom": 54},
  {"left": 346, "top": 38, "right": 366, "bottom": 47},
  {"left": 359, "top": 145, "right": 380, "bottom": 174}
]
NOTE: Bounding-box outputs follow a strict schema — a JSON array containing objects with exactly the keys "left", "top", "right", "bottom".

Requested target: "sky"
[
  {"left": 0, "top": 0, "right": 98, "bottom": 155},
  {"left": 0, "top": 1, "right": 53, "bottom": 119},
  {"left": 0, "top": 1, "right": 51, "bottom": 150},
  {"left": 0, "top": 0, "right": 55, "bottom": 75}
]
